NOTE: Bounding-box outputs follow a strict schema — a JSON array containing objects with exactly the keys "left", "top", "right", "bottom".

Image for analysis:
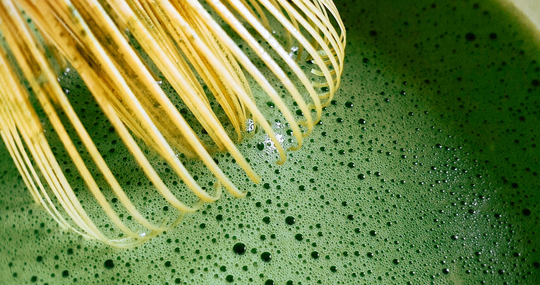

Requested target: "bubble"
[
  {"left": 233, "top": 243, "right": 247, "bottom": 255},
  {"left": 465, "top": 33, "right": 476, "bottom": 41},
  {"left": 104, "top": 259, "right": 114, "bottom": 269},
  {"left": 261, "top": 252, "right": 272, "bottom": 262},
  {"left": 285, "top": 216, "right": 296, "bottom": 225}
]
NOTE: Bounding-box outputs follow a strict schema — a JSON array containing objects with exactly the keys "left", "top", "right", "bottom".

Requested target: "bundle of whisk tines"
[{"left": 0, "top": 0, "right": 345, "bottom": 247}]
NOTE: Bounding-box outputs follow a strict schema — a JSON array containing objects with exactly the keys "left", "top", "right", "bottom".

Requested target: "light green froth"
[{"left": 1, "top": 0, "right": 539, "bottom": 284}]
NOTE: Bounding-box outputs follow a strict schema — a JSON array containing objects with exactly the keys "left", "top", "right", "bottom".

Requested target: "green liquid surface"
[{"left": 1, "top": 0, "right": 539, "bottom": 284}]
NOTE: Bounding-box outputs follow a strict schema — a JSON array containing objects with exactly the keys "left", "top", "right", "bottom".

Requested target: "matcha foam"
[{"left": 1, "top": 0, "right": 539, "bottom": 284}]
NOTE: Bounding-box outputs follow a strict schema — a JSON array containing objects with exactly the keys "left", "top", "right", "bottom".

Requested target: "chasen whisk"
[{"left": 0, "top": 0, "right": 345, "bottom": 247}]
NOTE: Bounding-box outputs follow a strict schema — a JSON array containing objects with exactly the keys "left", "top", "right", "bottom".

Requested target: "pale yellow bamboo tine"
[
  {"left": 92, "top": 79, "right": 211, "bottom": 211},
  {"left": 160, "top": 0, "right": 288, "bottom": 165},
  {"left": 33, "top": 6, "right": 171, "bottom": 232},
  {"left": 45, "top": 0, "right": 210, "bottom": 210},
  {"left": 202, "top": 2, "right": 312, "bottom": 142},
  {"left": 174, "top": 13, "right": 245, "bottom": 140},
  {"left": 77, "top": 0, "right": 241, "bottom": 199},
  {"left": 304, "top": 0, "right": 341, "bottom": 53},
  {"left": 226, "top": 0, "right": 322, "bottom": 136},
  {"left": 262, "top": 0, "right": 340, "bottom": 87},
  {"left": 301, "top": 0, "right": 345, "bottom": 72},
  {"left": 0, "top": 58, "right": 41, "bottom": 205},
  {"left": 148, "top": 1, "right": 244, "bottom": 140},
  {"left": 30, "top": 55, "right": 143, "bottom": 239},
  {"left": 173, "top": 0, "right": 288, "bottom": 163},
  {"left": 0, "top": 101, "right": 51, "bottom": 219},
  {"left": 172, "top": 0, "right": 254, "bottom": 124},
  {"left": 0, "top": 122, "right": 67, "bottom": 229},
  {"left": 68, "top": 2, "right": 200, "bottom": 157},
  {"left": 121, "top": 1, "right": 226, "bottom": 152},
  {"left": 0, "top": 0, "right": 102, "bottom": 238},
  {"left": 190, "top": 26, "right": 244, "bottom": 120},
  {"left": 244, "top": 0, "right": 271, "bottom": 30},
  {"left": 19, "top": 0, "right": 169, "bottom": 234},
  {"left": 3, "top": 0, "right": 154, "bottom": 244},
  {"left": 287, "top": 0, "right": 345, "bottom": 79},
  {"left": 312, "top": 69, "right": 336, "bottom": 76},
  {"left": 278, "top": 0, "right": 342, "bottom": 74},
  {"left": 128, "top": 0, "right": 228, "bottom": 150},
  {"left": 133, "top": 1, "right": 230, "bottom": 152},
  {"left": 312, "top": 81, "right": 330, "bottom": 88},
  {"left": 213, "top": 44, "right": 254, "bottom": 123},
  {"left": 190, "top": 15, "right": 249, "bottom": 125},
  {"left": 0, "top": 117, "right": 40, "bottom": 204},
  {"left": 318, "top": 0, "right": 347, "bottom": 47},
  {"left": 6, "top": 0, "right": 143, "bottom": 241},
  {"left": 79, "top": 72, "right": 187, "bottom": 230},
  {"left": 0, "top": 76, "right": 85, "bottom": 234},
  {"left": 134, "top": 0, "right": 211, "bottom": 110},
  {"left": 51, "top": 0, "right": 217, "bottom": 205},
  {"left": 107, "top": 183, "right": 219, "bottom": 249},
  {"left": 213, "top": 0, "right": 317, "bottom": 134},
  {"left": 271, "top": 0, "right": 303, "bottom": 59},
  {"left": 0, "top": 115, "right": 73, "bottom": 232},
  {"left": 105, "top": 0, "right": 260, "bottom": 189},
  {"left": 238, "top": 0, "right": 270, "bottom": 30},
  {"left": 38, "top": 0, "right": 185, "bottom": 159},
  {"left": 161, "top": 1, "right": 272, "bottom": 168},
  {"left": 108, "top": 0, "right": 261, "bottom": 181},
  {"left": 260, "top": 0, "right": 339, "bottom": 106},
  {"left": 200, "top": 0, "right": 309, "bottom": 149},
  {"left": 266, "top": 0, "right": 293, "bottom": 47}
]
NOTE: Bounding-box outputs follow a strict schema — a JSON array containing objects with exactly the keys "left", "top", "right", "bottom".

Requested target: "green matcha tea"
[{"left": 1, "top": 0, "right": 539, "bottom": 284}]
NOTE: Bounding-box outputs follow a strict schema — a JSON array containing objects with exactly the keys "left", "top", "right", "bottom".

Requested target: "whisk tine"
[{"left": 0, "top": 0, "right": 345, "bottom": 247}]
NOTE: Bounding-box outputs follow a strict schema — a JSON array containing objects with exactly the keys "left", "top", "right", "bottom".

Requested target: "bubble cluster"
[{"left": 0, "top": 0, "right": 539, "bottom": 284}]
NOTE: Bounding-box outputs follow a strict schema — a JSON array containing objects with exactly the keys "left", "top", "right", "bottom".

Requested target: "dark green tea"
[{"left": 1, "top": 0, "right": 539, "bottom": 284}]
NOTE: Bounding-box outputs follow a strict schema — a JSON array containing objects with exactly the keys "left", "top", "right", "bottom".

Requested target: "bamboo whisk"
[{"left": 0, "top": 0, "right": 345, "bottom": 247}]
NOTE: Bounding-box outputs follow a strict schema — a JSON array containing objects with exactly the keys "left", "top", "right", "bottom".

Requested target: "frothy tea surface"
[{"left": 1, "top": 0, "right": 539, "bottom": 284}]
